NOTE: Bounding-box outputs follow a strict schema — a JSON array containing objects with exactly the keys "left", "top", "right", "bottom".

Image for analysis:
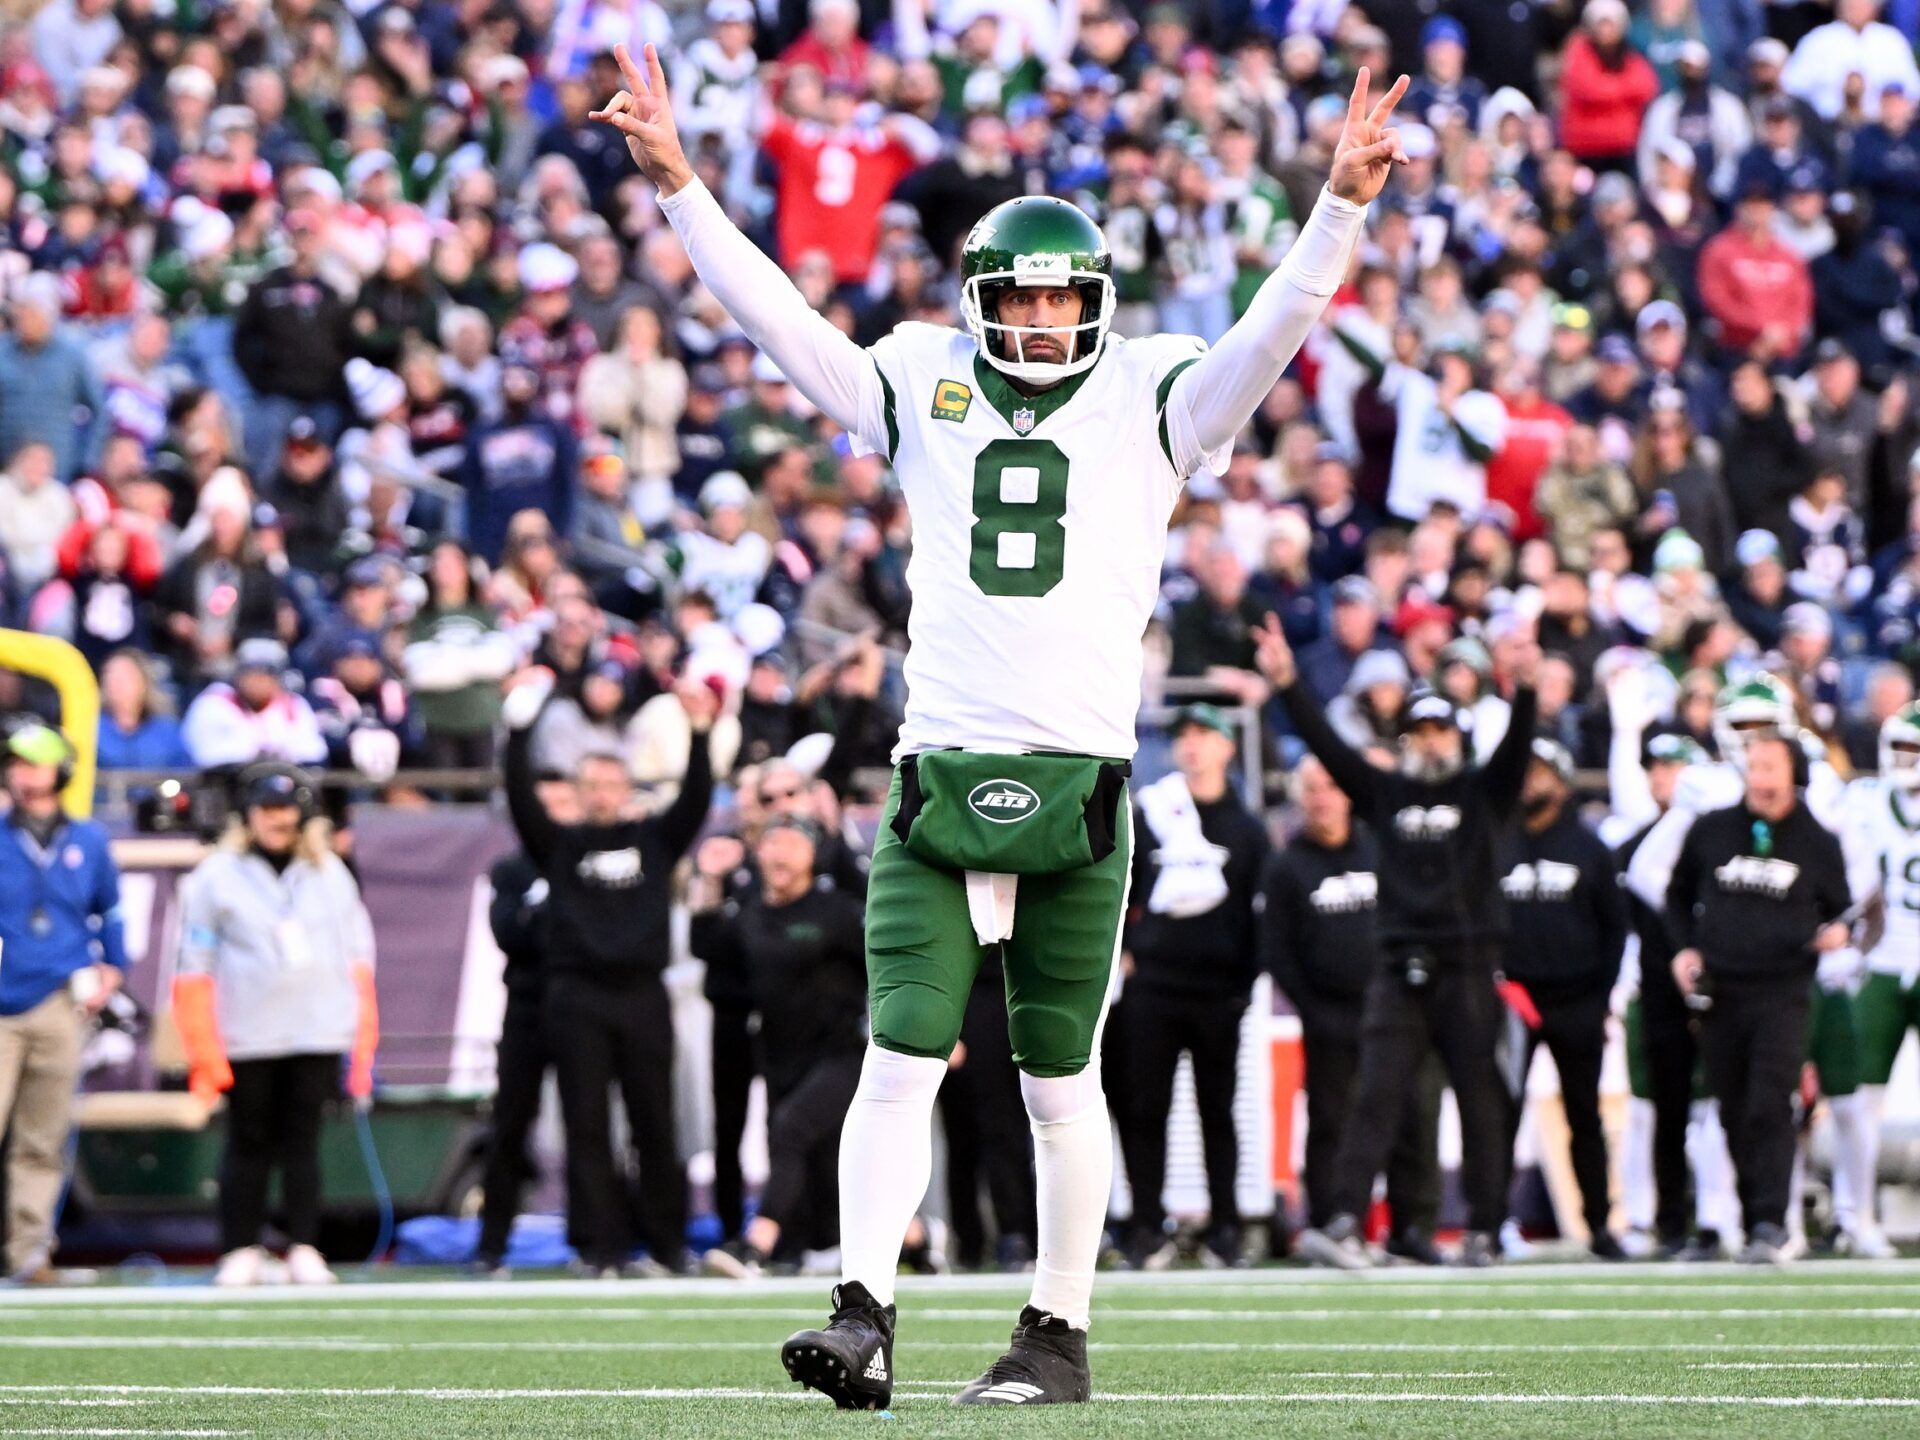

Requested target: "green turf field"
[{"left": 3, "top": 1264, "right": 1920, "bottom": 1438}]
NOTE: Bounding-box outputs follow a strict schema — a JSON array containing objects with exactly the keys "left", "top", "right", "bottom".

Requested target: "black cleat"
[
  {"left": 1453, "top": 1230, "right": 1499, "bottom": 1267},
  {"left": 1384, "top": 1227, "right": 1445, "bottom": 1266},
  {"left": 954, "top": 1306, "right": 1092, "bottom": 1405},
  {"left": 780, "top": 1282, "right": 896, "bottom": 1410}
]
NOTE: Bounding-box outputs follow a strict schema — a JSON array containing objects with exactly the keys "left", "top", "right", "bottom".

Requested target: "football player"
[
  {"left": 595, "top": 42, "right": 1408, "bottom": 1408},
  {"left": 1829, "top": 703, "right": 1920, "bottom": 1257}
]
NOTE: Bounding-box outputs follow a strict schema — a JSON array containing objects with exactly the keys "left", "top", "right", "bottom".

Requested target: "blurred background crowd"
[
  {"left": 0, "top": 0, "right": 1917, "bottom": 789},
  {"left": 6, "top": 0, "right": 1920, "bottom": 1278}
]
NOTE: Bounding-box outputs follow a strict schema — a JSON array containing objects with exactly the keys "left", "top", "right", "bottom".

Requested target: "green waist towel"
[{"left": 890, "top": 750, "right": 1129, "bottom": 877}]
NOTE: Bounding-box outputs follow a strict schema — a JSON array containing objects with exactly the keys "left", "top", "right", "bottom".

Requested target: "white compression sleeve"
[
  {"left": 1168, "top": 187, "right": 1367, "bottom": 457},
  {"left": 1021, "top": 1067, "right": 1113, "bottom": 1332},
  {"left": 656, "top": 178, "right": 884, "bottom": 444},
  {"left": 837, "top": 1044, "right": 947, "bottom": 1306}
]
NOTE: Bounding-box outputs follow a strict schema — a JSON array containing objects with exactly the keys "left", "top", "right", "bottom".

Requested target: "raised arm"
[
  {"left": 1164, "top": 71, "right": 1406, "bottom": 460},
  {"left": 1254, "top": 614, "right": 1381, "bottom": 811},
  {"left": 594, "top": 45, "right": 884, "bottom": 445}
]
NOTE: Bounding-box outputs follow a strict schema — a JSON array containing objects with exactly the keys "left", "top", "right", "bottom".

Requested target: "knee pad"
[
  {"left": 1008, "top": 997, "right": 1099, "bottom": 1079},
  {"left": 853, "top": 1043, "right": 948, "bottom": 1108},
  {"left": 1020, "top": 1065, "right": 1105, "bottom": 1127},
  {"left": 869, "top": 982, "right": 965, "bottom": 1062}
]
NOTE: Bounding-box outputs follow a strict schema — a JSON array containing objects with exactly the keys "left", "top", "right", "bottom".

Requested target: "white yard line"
[
  {"left": 4, "top": 1384, "right": 1920, "bottom": 1410},
  {"left": 1689, "top": 1361, "right": 1920, "bottom": 1370},
  {"left": 0, "top": 1431, "right": 247, "bottom": 1437},
  {"left": 9, "top": 1304, "right": 1915, "bottom": 1323},
  {"left": 4, "top": 1262, "right": 1919, "bottom": 1306}
]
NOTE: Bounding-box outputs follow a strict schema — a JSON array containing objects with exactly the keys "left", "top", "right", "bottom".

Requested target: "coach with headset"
[
  {"left": 0, "top": 720, "right": 127, "bottom": 1284},
  {"left": 1255, "top": 617, "right": 1537, "bottom": 1268},
  {"left": 173, "top": 762, "right": 380, "bottom": 1288}
]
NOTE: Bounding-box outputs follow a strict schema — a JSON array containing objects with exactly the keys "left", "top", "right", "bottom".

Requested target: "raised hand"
[
  {"left": 1252, "top": 613, "right": 1297, "bottom": 689},
  {"left": 1328, "top": 67, "right": 1410, "bottom": 206},
  {"left": 591, "top": 43, "right": 694, "bottom": 197}
]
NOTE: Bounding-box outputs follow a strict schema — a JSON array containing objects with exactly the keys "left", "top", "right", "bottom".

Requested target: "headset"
[
  {"left": 1, "top": 716, "right": 76, "bottom": 791},
  {"left": 232, "top": 760, "right": 321, "bottom": 822}
]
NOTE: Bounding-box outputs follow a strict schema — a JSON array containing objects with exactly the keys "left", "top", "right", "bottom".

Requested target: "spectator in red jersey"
[
  {"left": 1697, "top": 181, "right": 1814, "bottom": 362},
  {"left": 1558, "top": 0, "right": 1659, "bottom": 171},
  {"left": 761, "top": 81, "right": 937, "bottom": 284},
  {"left": 775, "top": 0, "right": 870, "bottom": 97},
  {"left": 1487, "top": 357, "right": 1571, "bottom": 543}
]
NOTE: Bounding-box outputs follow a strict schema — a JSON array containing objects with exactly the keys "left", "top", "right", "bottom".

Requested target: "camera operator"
[
  {"left": 501, "top": 666, "right": 718, "bottom": 1277},
  {"left": 1255, "top": 615, "right": 1537, "bottom": 1268},
  {"left": 1262, "top": 755, "right": 1443, "bottom": 1263},
  {"left": 691, "top": 816, "right": 867, "bottom": 1277},
  {"left": 1667, "top": 731, "right": 1850, "bottom": 1265},
  {"left": 1497, "top": 739, "right": 1629, "bottom": 1259}
]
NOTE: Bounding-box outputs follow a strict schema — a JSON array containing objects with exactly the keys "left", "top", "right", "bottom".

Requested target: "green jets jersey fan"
[{"left": 597, "top": 37, "right": 1405, "bottom": 1413}]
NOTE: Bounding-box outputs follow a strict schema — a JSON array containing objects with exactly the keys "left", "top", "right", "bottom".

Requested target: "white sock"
[
  {"left": 1022, "top": 1066, "right": 1112, "bottom": 1332},
  {"left": 1856, "top": 1085, "right": 1887, "bottom": 1233},
  {"left": 1688, "top": 1101, "right": 1738, "bottom": 1238},
  {"left": 1623, "top": 1098, "right": 1656, "bottom": 1233},
  {"left": 837, "top": 1044, "right": 947, "bottom": 1307},
  {"left": 1828, "top": 1090, "right": 1874, "bottom": 1233}
]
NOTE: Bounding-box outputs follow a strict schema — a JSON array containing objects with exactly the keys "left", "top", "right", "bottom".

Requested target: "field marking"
[
  {"left": 1689, "top": 1361, "right": 1920, "bottom": 1370},
  {"left": 4, "top": 1262, "right": 1919, "bottom": 1306},
  {"left": 12, "top": 1306, "right": 1920, "bottom": 1328},
  {"left": 6, "top": 1283, "right": 1920, "bottom": 1325},
  {"left": 15, "top": 1334, "right": 1920, "bottom": 1356},
  {"left": 7, "top": 1384, "right": 1920, "bottom": 1411},
  {"left": 0, "top": 1431, "right": 246, "bottom": 1437}
]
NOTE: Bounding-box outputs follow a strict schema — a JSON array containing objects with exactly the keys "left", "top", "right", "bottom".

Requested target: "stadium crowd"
[{"left": 2, "top": 0, "right": 1920, "bottom": 1280}]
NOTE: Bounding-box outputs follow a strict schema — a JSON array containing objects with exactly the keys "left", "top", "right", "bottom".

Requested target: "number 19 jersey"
[{"left": 862, "top": 323, "right": 1226, "bottom": 761}]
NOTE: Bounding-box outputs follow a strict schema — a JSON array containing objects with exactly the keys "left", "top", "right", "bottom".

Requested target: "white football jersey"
[
  {"left": 1840, "top": 778, "right": 1920, "bottom": 979},
  {"left": 860, "top": 324, "right": 1227, "bottom": 760}
]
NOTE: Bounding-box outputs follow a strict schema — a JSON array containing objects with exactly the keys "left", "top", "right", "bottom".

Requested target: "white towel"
[
  {"left": 1137, "top": 772, "right": 1230, "bottom": 918},
  {"left": 965, "top": 870, "right": 1019, "bottom": 944}
]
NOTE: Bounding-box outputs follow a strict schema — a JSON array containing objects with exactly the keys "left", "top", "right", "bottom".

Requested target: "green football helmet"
[
  {"left": 959, "top": 195, "right": 1115, "bottom": 383},
  {"left": 1712, "top": 672, "right": 1798, "bottom": 773},
  {"left": 1880, "top": 700, "right": 1920, "bottom": 790}
]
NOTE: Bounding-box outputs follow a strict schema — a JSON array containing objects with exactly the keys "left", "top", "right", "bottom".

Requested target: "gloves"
[
  {"left": 347, "top": 961, "right": 379, "bottom": 1101},
  {"left": 348, "top": 728, "right": 400, "bottom": 785},
  {"left": 170, "top": 973, "right": 232, "bottom": 1106},
  {"left": 1494, "top": 975, "right": 1543, "bottom": 1031},
  {"left": 1817, "top": 947, "right": 1867, "bottom": 994},
  {"left": 501, "top": 669, "right": 554, "bottom": 731}
]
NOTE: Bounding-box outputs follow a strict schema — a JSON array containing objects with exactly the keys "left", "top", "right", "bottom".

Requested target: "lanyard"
[{"left": 10, "top": 821, "right": 68, "bottom": 940}]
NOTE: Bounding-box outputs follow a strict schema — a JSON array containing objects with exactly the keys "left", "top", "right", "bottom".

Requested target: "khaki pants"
[{"left": 0, "top": 990, "right": 84, "bottom": 1275}]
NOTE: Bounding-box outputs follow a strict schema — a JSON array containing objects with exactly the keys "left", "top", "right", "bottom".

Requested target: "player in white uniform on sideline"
[
  {"left": 1830, "top": 704, "right": 1920, "bottom": 1257},
  {"left": 1601, "top": 662, "right": 1739, "bottom": 1257},
  {"left": 590, "top": 41, "right": 1410, "bottom": 1408},
  {"left": 1626, "top": 672, "right": 1875, "bottom": 1257}
]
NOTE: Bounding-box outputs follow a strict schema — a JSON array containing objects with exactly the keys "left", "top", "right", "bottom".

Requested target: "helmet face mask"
[
  {"left": 960, "top": 196, "right": 1115, "bottom": 384},
  {"left": 1881, "top": 702, "right": 1920, "bottom": 790},
  {"left": 1712, "top": 674, "right": 1798, "bottom": 774}
]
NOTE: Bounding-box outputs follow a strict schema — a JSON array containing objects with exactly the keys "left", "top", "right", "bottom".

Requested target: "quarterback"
[{"left": 595, "top": 42, "right": 1408, "bottom": 1407}]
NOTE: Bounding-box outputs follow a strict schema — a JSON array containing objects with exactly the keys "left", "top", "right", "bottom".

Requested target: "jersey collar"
[{"left": 971, "top": 345, "right": 1103, "bottom": 434}]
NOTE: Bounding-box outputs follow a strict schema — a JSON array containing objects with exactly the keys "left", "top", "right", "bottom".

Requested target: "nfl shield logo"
[{"left": 1012, "top": 407, "right": 1036, "bottom": 435}]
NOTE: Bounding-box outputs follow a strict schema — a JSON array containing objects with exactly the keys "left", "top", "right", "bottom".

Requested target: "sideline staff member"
[
  {"left": 1262, "top": 755, "right": 1442, "bottom": 1261},
  {"left": 1119, "top": 703, "right": 1268, "bottom": 1268},
  {"left": 1255, "top": 615, "right": 1537, "bottom": 1268},
  {"left": 1668, "top": 731, "right": 1850, "bottom": 1265},
  {"left": 1498, "top": 739, "right": 1629, "bottom": 1258},
  {"left": 502, "top": 667, "right": 718, "bottom": 1276},
  {"left": 0, "top": 722, "right": 126, "bottom": 1284}
]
